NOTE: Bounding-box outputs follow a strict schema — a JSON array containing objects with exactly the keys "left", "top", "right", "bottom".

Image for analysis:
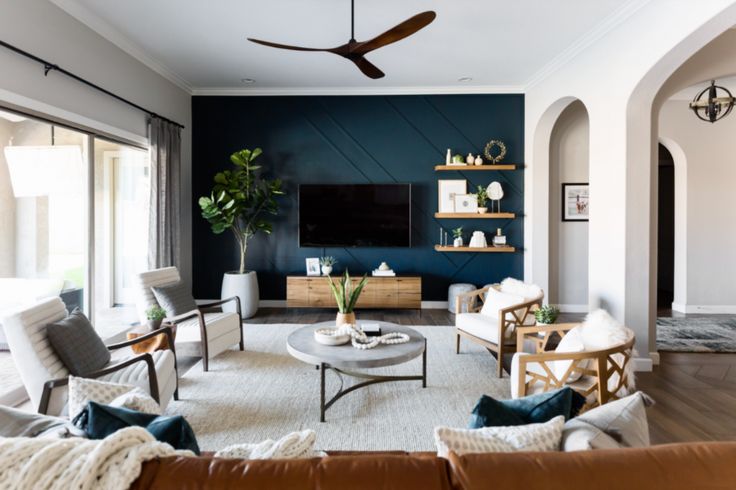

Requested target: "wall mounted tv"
[{"left": 299, "top": 183, "right": 412, "bottom": 247}]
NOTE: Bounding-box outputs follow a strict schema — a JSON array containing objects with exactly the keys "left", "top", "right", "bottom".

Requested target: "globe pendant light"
[{"left": 689, "top": 80, "right": 735, "bottom": 123}]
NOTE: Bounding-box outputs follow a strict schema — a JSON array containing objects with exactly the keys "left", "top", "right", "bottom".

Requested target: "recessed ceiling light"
[
  {"left": 241, "top": 78, "right": 256, "bottom": 84},
  {"left": 458, "top": 77, "right": 473, "bottom": 82}
]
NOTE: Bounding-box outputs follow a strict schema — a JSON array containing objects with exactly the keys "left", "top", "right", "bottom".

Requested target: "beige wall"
[
  {"left": 0, "top": 119, "right": 16, "bottom": 277},
  {"left": 0, "top": 0, "right": 192, "bottom": 287},
  {"left": 548, "top": 101, "right": 590, "bottom": 309},
  {"left": 659, "top": 99, "right": 736, "bottom": 310}
]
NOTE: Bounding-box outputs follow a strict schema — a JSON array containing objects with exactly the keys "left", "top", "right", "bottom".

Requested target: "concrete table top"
[{"left": 287, "top": 321, "right": 426, "bottom": 369}]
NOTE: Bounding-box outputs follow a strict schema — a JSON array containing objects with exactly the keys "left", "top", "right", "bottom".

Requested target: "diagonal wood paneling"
[{"left": 192, "top": 94, "right": 524, "bottom": 301}]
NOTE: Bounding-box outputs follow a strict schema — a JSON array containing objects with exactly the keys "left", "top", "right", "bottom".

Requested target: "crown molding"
[
  {"left": 524, "top": 0, "right": 652, "bottom": 90},
  {"left": 191, "top": 85, "right": 525, "bottom": 96},
  {"left": 49, "top": 0, "right": 193, "bottom": 94}
]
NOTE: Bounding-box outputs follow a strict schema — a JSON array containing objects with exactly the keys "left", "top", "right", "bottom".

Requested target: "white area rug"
[{"left": 165, "top": 324, "right": 510, "bottom": 452}]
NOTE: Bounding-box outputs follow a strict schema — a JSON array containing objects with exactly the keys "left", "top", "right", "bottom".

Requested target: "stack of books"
[{"left": 372, "top": 269, "right": 396, "bottom": 277}]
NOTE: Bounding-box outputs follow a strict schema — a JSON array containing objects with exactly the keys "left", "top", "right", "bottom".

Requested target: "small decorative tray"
[{"left": 314, "top": 327, "right": 350, "bottom": 346}]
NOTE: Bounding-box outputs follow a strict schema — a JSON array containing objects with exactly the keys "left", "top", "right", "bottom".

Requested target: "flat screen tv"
[{"left": 299, "top": 183, "right": 411, "bottom": 247}]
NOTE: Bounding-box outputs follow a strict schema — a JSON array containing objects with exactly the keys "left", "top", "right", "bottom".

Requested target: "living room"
[{"left": 1, "top": 0, "right": 735, "bottom": 488}]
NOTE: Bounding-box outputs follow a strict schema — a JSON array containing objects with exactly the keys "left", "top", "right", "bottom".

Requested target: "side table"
[{"left": 126, "top": 323, "right": 177, "bottom": 354}]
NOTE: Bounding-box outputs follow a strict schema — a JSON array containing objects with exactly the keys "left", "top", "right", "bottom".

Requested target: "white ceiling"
[{"left": 50, "top": 0, "right": 637, "bottom": 95}]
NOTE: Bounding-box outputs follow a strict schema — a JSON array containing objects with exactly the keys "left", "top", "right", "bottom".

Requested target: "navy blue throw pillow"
[
  {"left": 73, "top": 401, "right": 200, "bottom": 455},
  {"left": 468, "top": 387, "right": 586, "bottom": 429}
]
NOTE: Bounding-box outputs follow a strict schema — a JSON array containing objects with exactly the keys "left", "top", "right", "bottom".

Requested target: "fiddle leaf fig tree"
[{"left": 198, "top": 148, "right": 284, "bottom": 274}]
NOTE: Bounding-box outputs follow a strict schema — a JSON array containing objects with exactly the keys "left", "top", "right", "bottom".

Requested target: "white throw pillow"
[
  {"left": 553, "top": 326, "right": 587, "bottom": 382},
  {"left": 579, "top": 309, "right": 636, "bottom": 396},
  {"left": 109, "top": 387, "right": 162, "bottom": 415},
  {"left": 480, "top": 287, "right": 524, "bottom": 317},
  {"left": 561, "top": 419, "right": 622, "bottom": 451},
  {"left": 572, "top": 392, "right": 652, "bottom": 448},
  {"left": 68, "top": 376, "right": 161, "bottom": 418},
  {"left": 433, "top": 416, "right": 564, "bottom": 458},
  {"left": 214, "top": 430, "right": 326, "bottom": 459},
  {"left": 500, "top": 278, "right": 543, "bottom": 300}
]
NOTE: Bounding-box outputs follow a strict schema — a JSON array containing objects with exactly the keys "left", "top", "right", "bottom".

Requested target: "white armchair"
[
  {"left": 135, "top": 267, "right": 243, "bottom": 372},
  {"left": 510, "top": 310, "right": 636, "bottom": 407},
  {"left": 2, "top": 297, "right": 177, "bottom": 415},
  {"left": 455, "top": 278, "right": 544, "bottom": 377}
]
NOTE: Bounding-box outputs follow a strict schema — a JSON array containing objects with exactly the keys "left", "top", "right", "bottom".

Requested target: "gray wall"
[
  {"left": 0, "top": 119, "right": 15, "bottom": 277},
  {"left": 548, "top": 101, "right": 589, "bottom": 308},
  {"left": 0, "top": 0, "right": 192, "bottom": 286}
]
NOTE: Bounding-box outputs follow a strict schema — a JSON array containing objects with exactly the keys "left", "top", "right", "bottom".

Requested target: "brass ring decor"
[{"left": 484, "top": 140, "right": 507, "bottom": 164}]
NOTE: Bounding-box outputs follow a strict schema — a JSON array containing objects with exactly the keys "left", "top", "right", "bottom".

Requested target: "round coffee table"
[{"left": 287, "top": 321, "right": 427, "bottom": 422}]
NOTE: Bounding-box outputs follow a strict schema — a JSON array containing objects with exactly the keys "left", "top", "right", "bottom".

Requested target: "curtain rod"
[{"left": 0, "top": 39, "right": 185, "bottom": 129}]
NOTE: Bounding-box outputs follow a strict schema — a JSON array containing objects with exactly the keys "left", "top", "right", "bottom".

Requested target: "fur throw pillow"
[{"left": 580, "top": 310, "right": 637, "bottom": 397}]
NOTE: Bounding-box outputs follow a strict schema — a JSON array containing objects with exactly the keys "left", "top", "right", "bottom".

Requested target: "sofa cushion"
[
  {"left": 510, "top": 352, "right": 552, "bottom": 398},
  {"left": 469, "top": 388, "right": 586, "bottom": 429},
  {"left": 456, "top": 313, "right": 506, "bottom": 344},
  {"left": 151, "top": 281, "right": 198, "bottom": 318},
  {"left": 571, "top": 392, "right": 651, "bottom": 448},
  {"left": 0, "top": 404, "right": 85, "bottom": 438},
  {"left": 176, "top": 312, "right": 240, "bottom": 343},
  {"left": 46, "top": 308, "right": 111, "bottom": 376},
  {"left": 434, "top": 416, "right": 564, "bottom": 458}
]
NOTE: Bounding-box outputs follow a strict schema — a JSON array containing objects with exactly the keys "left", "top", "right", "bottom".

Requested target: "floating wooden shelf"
[
  {"left": 434, "top": 164, "right": 518, "bottom": 171},
  {"left": 435, "top": 212, "right": 516, "bottom": 219},
  {"left": 435, "top": 245, "right": 516, "bottom": 253}
]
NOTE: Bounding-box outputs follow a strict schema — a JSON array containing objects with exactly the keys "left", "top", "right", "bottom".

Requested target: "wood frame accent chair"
[
  {"left": 454, "top": 279, "right": 544, "bottom": 377},
  {"left": 511, "top": 322, "right": 635, "bottom": 407},
  {"left": 135, "top": 267, "right": 244, "bottom": 372},
  {"left": 1, "top": 297, "right": 178, "bottom": 415}
]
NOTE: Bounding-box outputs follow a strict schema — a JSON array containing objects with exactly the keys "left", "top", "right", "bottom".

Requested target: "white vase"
[
  {"left": 453, "top": 237, "right": 463, "bottom": 247},
  {"left": 321, "top": 265, "right": 333, "bottom": 276},
  {"left": 221, "top": 271, "right": 259, "bottom": 319},
  {"left": 477, "top": 207, "right": 488, "bottom": 214}
]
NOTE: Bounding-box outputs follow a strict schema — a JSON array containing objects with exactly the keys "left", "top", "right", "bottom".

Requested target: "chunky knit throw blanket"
[
  {"left": 214, "top": 429, "right": 326, "bottom": 460},
  {"left": 0, "top": 427, "right": 193, "bottom": 490}
]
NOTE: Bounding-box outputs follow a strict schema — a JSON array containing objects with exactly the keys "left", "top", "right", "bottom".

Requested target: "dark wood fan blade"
[
  {"left": 348, "top": 56, "right": 385, "bottom": 79},
  {"left": 352, "top": 11, "right": 436, "bottom": 55},
  {"left": 248, "top": 38, "right": 330, "bottom": 52}
]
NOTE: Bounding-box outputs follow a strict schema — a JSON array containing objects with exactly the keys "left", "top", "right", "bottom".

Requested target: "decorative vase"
[
  {"left": 492, "top": 228, "right": 507, "bottom": 248},
  {"left": 221, "top": 270, "right": 259, "bottom": 319},
  {"left": 321, "top": 265, "right": 333, "bottom": 276},
  {"left": 336, "top": 311, "right": 356, "bottom": 326},
  {"left": 146, "top": 319, "right": 163, "bottom": 331},
  {"left": 466, "top": 153, "right": 475, "bottom": 164},
  {"left": 453, "top": 237, "right": 463, "bottom": 247},
  {"left": 477, "top": 207, "right": 488, "bottom": 214},
  {"left": 446, "top": 148, "right": 452, "bottom": 164},
  {"left": 474, "top": 155, "right": 483, "bottom": 166}
]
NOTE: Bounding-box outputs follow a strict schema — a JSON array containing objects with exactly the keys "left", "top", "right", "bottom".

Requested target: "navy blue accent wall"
[{"left": 192, "top": 95, "right": 524, "bottom": 301}]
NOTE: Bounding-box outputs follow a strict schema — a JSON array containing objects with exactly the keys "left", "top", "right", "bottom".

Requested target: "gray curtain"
[{"left": 148, "top": 117, "right": 181, "bottom": 269}]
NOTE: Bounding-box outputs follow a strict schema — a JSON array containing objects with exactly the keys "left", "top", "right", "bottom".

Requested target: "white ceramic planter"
[
  {"left": 221, "top": 271, "right": 259, "bottom": 319},
  {"left": 453, "top": 237, "right": 464, "bottom": 247},
  {"left": 321, "top": 265, "right": 333, "bottom": 276}
]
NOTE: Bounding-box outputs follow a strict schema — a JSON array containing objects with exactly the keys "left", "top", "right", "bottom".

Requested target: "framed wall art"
[
  {"left": 438, "top": 179, "right": 467, "bottom": 213},
  {"left": 454, "top": 193, "right": 478, "bottom": 213},
  {"left": 305, "top": 257, "right": 321, "bottom": 276},
  {"left": 562, "top": 183, "right": 589, "bottom": 221}
]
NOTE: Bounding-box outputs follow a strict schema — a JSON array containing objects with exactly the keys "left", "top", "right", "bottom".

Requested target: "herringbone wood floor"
[{"left": 248, "top": 308, "right": 736, "bottom": 445}]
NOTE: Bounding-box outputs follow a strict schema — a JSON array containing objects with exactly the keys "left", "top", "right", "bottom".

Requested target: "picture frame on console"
[
  {"left": 438, "top": 179, "right": 467, "bottom": 213},
  {"left": 562, "top": 183, "right": 589, "bottom": 222},
  {"left": 306, "top": 258, "right": 320, "bottom": 276}
]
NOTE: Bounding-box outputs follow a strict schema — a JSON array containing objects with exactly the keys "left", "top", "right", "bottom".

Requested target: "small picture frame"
[
  {"left": 438, "top": 179, "right": 467, "bottom": 213},
  {"left": 562, "top": 183, "right": 589, "bottom": 221},
  {"left": 305, "top": 257, "right": 320, "bottom": 276},
  {"left": 454, "top": 194, "right": 478, "bottom": 213}
]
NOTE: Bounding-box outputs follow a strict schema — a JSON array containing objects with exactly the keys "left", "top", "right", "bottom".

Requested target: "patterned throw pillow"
[
  {"left": 151, "top": 281, "right": 198, "bottom": 318},
  {"left": 68, "top": 376, "right": 160, "bottom": 419},
  {"left": 434, "top": 416, "right": 564, "bottom": 458}
]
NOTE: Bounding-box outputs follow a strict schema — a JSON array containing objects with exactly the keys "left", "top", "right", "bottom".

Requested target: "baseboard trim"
[
  {"left": 633, "top": 357, "right": 653, "bottom": 372},
  {"left": 671, "top": 303, "right": 736, "bottom": 314},
  {"left": 422, "top": 301, "right": 449, "bottom": 309},
  {"left": 650, "top": 351, "right": 661, "bottom": 366},
  {"left": 553, "top": 304, "right": 588, "bottom": 313}
]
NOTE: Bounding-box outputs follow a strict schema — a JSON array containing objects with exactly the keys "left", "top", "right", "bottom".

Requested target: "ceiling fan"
[{"left": 248, "top": 1, "right": 436, "bottom": 79}]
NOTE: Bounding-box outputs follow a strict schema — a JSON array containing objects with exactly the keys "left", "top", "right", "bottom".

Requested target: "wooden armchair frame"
[
  {"left": 455, "top": 285, "right": 543, "bottom": 378},
  {"left": 38, "top": 326, "right": 177, "bottom": 415},
  {"left": 166, "top": 296, "right": 243, "bottom": 372},
  {"left": 514, "top": 323, "right": 635, "bottom": 407}
]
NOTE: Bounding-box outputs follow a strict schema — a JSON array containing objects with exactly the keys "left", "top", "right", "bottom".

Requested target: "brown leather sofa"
[{"left": 131, "top": 442, "right": 736, "bottom": 490}]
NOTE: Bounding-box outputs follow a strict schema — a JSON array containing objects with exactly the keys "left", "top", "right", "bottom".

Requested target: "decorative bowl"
[{"left": 314, "top": 327, "right": 350, "bottom": 346}]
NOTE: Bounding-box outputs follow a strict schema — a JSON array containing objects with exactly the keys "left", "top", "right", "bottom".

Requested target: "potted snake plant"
[
  {"left": 327, "top": 270, "right": 368, "bottom": 326},
  {"left": 199, "top": 148, "right": 284, "bottom": 318}
]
